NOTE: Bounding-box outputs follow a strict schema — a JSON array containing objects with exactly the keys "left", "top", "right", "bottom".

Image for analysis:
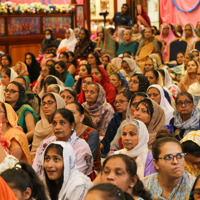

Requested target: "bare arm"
[
  {"left": 0, "top": 142, "right": 6, "bottom": 163},
  {"left": 25, "top": 113, "right": 36, "bottom": 142},
  {"left": 67, "top": 64, "right": 76, "bottom": 76},
  {"left": 10, "top": 139, "right": 23, "bottom": 161}
]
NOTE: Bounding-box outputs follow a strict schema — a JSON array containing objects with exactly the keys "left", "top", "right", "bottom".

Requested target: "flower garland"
[
  {"left": 171, "top": 0, "right": 200, "bottom": 13},
  {"left": 0, "top": 2, "right": 75, "bottom": 14}
]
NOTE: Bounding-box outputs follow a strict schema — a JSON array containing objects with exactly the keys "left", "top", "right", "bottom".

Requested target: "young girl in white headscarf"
[
  {"left": 42, "top": 141, "right": 93, "bottom": 200},
  {"left": 57, "top": 28, "right": 77, "bottom": 55}
]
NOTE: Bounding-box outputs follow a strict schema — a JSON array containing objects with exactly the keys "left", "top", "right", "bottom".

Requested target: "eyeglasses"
[
  {"left": 4, "top": 89, "right": 19, "bottom": 94},
  {"left": 41, "top": 100, "right": 55, "bottom": 107},
  {"left": 114, "top": 100, "right": 128, "bottom": 106},
  {"left": 88, "top": 57, "right": 95, "bottom": 59},
  {"left": 129, "top": 80, "right": 139, "bottom": 84},
  {"left": 144, "top": 64, "right": 153, "bottom": 66},
  {"left": 41, "top": 69, "right": 48, "bottom": 73},
  {"left": 158, "top": 153, "right": 186, "bottom": 163},
  {"left": 176, "top": 100, "right": 192, "bottom": 106},
  {"left": 82, "top": 81, "right": 92, "bottom": 85}
]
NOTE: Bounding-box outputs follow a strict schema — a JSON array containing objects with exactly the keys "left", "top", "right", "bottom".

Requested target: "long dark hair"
[
  {"left": 44, "top": 143, "right": 64, "bottom": 200},
  {"left": 1, "top": 162, "right": 47, "bottom": 200},
  {"left": 6, "top": 81, "right": 29, "bottom": 111},
  {"left": 102, "top": 154, "right": 152, "bottom": 200}
]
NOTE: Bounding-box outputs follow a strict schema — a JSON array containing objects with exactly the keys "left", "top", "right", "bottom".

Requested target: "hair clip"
[{"left": 15, "top": 164, "right": 22, "bottom": 170}]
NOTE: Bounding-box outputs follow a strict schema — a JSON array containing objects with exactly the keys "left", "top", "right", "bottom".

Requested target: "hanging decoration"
[{"left": 171, "top": 0, "right": 200, "bottom": 13}]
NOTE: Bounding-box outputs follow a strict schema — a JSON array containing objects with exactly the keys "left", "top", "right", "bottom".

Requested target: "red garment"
[
  {"left": 0, "top": 177, "right": 17, "bottom": 200},
  {"left": 98, "top": 66, "right": 117, "bottom": 106},
  {"left": 137, "top": 5, "right": 151, "bottom": 27},
  {"left": 78, "top": 75, "right": 100, "bottom": 103}
]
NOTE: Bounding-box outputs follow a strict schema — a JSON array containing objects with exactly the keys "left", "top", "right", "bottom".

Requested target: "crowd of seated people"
[{"left": 0, "top": 20, "right": 200, "bottom": 200}]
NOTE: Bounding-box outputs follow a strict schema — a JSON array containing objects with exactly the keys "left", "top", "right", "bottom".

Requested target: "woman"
[
  {"left": 0, "top": 102, "right": 31, "bottom": 164},
  {"left": 147, "top": 84, "right": 174, "bottom": 125},
  {"left": 33, "top": 64, "right": 60, "bottom": 94},
  {"left": 87, "top": 52, "right": 102, "bottom": 69},
  {"left": 109, "top": 72, "right": 129, "bottom": 93},
  {"left": 133, "top": 98, "right": 165, "bottom": 148},
  {"left": 57, "top": 28, "right": 77, "bottom": 54},
  {"left": 54, "top": 61, "right": 74, "bottom": 87},
  {"left": 179, "top": 60, "right": 198, "bottom": 92},
  {"left": 98, "top": 154, "right": 152, "bottom": 200},
  {"left": 14, "top": 76, "right": 41, "bottom": 119},
  {"left": 91, "top": 66, "right": 117, "bottom": 105},
  {"left": 144, "top": 57, "right": 157, "bottom": 72},
  {"left": 94, "top": 27, "right": 116, "bottom": 59},
  {"left": 136, "top": 5, "right": 151, "bottom": 27},
  {"left": 189, "top": 174, "right": 200, "bottom": 200},
  {"left": 1, "top": 54, "right": 12, "bottom": 68},
  {"left": 1, "top": 162, "right": 47, "bottom": 200},
  {"left": 38, "top": 75, "right": 65, "bottom": 98},
  {"left": 126, "top": 92, "right": 148, "bottom": 119},
  {"left": 58, "top": 52, "right": 76, "bottom": 76},
  {"left": 78, "top": 75, "right": 100, "bottom": 104},
  {"left": 100, "top": 91, "right": 131, "bottom": 155},
  {"left": 182, "top": 24, "right": 198, "bottom": 52},
  {"left": 60, "top": 87, "right": 78, "bottom": 105},
  {"left": 144, "top": 69, "right": 163, "bottom": 86},
  {"left": 143, "top": 137, "right": 195, "bottom": 199},
  {"left": 135, "top": 27, "right": 160, "bottom": 72},
  {"left": 85, "top": 183, "right": 134, "bottom": 200},
  {"left": 114, "top": 119, "right": 156, "bottom": 178},
  {"left": 101, "top": 54, "right": 119, "bottom": 76},
  {"left": 24, "top": 52, "right": 41, "bottom": 84},
  {"left": 0, "top": 67, "right": 18, "bottom": 102},
  {"left": 75, "top": 64, "right": 91, "bottom": 95},
  {"left": 5, "top": 81, "right": 37, "bottom": 142},
  {"left": 33, "top": 109, "right": 93, "bottom": 177},
  {"left": 169, "top": 92, "right": 200, "bottom": 140},
  {"left": 129, "top": 73, "right": 150, "bottom": 94},
  {"left": 120, "top": 58, "right": 141, "bottom": 80},
  {"left": 40, "top": 29, "right": 60, "bottom": 55},
  {"left": 74, "top": 28, "right": 94, "bottom": 60},
  {"left": 191, "top": 49, "right": 200, "bottom": 63},
  {"left": 159, "top": 24, "right": 177, "bottom": 62},
  {"left": 65, "top": 102, "right": 100, "bottom": 169},
  {"left": 195, "top": 21, "right": 200, "bottom": 37},
  {"left": 42, "top": 142, "right": 92, "bottom": 200},
  {"left": 181, "top": 130, "right": 200, "bottom": 177},
  {"left": 67, "top": 51, "right": 79, "bottom": 76},
  {"left": 14, "top": 61, "right": 29, "bottom": 78},
  {"left": 31, "top": 92, "right": 65, "bottom": 158},
  {"left": 82, "top": 83, "right": 114, "bottom": 136},
  {"left": 74, "top": 28, "right": 80, "bottom": 40}
]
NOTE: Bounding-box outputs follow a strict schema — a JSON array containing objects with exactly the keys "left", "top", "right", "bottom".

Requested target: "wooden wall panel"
[
  {"left": 0, "top": 46, "right": 6, "bottom": 53},
  {"left": 9, "top": 44, "right": 41, "bottom": 65}
]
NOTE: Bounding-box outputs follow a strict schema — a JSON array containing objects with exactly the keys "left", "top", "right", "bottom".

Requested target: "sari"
[
  {"left": 94, "top": 27, "right": 116, "bottom": 59},
  {"left": 2, "top": 103, "right": 31, "bottom": 164},
  {"left": 31, "top": 92, "right": 66, "bottom": 158},
  {"left": 15, "top": 61, "right": 29, "bottom": 77},
  {"left": 136, "top": 38, "right": 160, "bottom": 72},
  {"left": 16, "top": 104, "right": 38, "bottom": 133}
]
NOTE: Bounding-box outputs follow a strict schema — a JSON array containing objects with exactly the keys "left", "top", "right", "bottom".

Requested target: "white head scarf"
[
  {"left": 114, "top": 119, "right": 149, "bottom": 179},
  {"left": 163, "top": 69, "right": 173, "bottom": 88},
  {"left": 42, "top": 141, "right": 93, "bottom": 200},
  {"left": 147, "top": 84, "right": 174, "bottom": 125},
  {"left": 57, "top": 28, "right": 77, "bottom": 54},
  {"left": 120, "top": 57, "right": 141, "bottom": 77}
]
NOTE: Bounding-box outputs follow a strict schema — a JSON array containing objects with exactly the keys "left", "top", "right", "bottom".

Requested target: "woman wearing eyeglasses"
[
  {"left": 100, "top": 91, "right": 131, "bottom": 155},
  {"left": 143, "top": 137, "right": 195, "bottom": 199},
  {"left": 5, "top": 81, "right": 37, "bottom": 143},
  {"left": 31, "top": 92, "right": 65, "bottom": 159},
  {"left": 169, "top": 92, "right": 200, "bottom": 140}
]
